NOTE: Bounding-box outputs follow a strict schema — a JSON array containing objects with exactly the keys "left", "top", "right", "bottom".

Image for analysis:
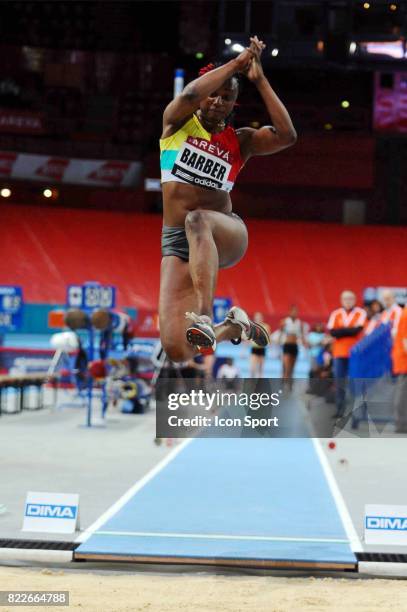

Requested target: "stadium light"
[
  {"left": 43, "top": 188, "right": 53, "bottom": 198},
  {"left": 225, "top": 38, "right": 232, "bottom": 45},
  {"left": 349, "top": 42, "right": 357, "bottom": 54},
  {"left": 1, "top": 188, "right": 11, "bottom": 198},
  {"left": 232, "top": 43, "right": 244, "bottom": 53},
  {"left": 271, "top": 48, "right": 279, "bottom": 57},
  {"left": 363, "top": 2, "right": 370, "bottom": 9},
  {"left": 341, "top": 100, "right": 350, "bottom": 108},
  {"left": 390, "top": 3, "right": 397, "bottom": 11}
]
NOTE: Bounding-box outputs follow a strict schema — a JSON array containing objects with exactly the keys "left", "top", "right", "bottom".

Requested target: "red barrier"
[{"left": 1, "top": 205, "right": 406, "bottom": 322}]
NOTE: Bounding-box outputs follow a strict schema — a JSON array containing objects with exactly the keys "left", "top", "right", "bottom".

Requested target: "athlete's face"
[{"left": 200, "top": 78, "right": 238, "bottom": 123}]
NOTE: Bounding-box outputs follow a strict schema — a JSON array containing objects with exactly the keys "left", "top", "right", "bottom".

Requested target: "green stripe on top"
[{"left": 160, "top": 150, "right": 178, "bottom": 170}]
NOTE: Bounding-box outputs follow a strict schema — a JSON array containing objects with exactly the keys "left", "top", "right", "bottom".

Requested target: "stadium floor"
[{"left": 0, "top": 396, "right": 406, "bottom": 558}]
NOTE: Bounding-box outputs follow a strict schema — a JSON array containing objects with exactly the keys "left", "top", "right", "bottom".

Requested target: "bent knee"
[{"left": 185, "top": 209, "right": 211, "bottom": 234}]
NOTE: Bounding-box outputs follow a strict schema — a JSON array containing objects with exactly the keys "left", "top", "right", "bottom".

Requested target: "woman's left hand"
[{"left": 245, "top": 35, "right": 266, "bottom": 83}]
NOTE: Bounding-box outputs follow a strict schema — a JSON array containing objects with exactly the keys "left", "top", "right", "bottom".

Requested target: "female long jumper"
[{"left": 159, "top": 36, "right": 297, "bottom": 362}]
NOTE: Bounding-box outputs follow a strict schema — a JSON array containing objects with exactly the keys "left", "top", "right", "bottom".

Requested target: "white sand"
[{"left": 0, "top": 566, "right": 406, "bottom": 612}]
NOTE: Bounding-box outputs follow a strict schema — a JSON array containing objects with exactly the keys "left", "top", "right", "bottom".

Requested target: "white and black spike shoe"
[
  {"left": 185, "top": 312, "right": 217, "bottom": 355},
  {"left": 225, "top": 306, "right": 270, "bottom": 347}
]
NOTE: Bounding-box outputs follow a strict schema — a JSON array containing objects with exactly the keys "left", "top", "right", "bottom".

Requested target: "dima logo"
[
  {"left": 25, "top": 504, "right": 76, "bottom": 519},
  {"left": 366, "top": 516, "right": 407, "bottom": 530}
]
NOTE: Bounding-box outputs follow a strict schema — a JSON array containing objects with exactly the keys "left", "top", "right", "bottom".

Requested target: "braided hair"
[
  {"left": 198, "top": 62, "right": 241, "bottom": 93},
  {"left": 198, "top": 62, "right": 216, "bottom": 76}
]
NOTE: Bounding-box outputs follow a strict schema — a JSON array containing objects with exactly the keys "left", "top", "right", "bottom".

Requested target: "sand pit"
[{"left": 0, "top": 566, "right": 406, "bottom": 612}]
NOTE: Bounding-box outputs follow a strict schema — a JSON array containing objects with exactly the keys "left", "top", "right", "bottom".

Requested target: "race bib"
[{"left": 172, "top": 138, "right": 232, "bottom": 191}]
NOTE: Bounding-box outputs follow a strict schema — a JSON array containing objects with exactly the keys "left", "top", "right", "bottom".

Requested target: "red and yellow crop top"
[{"left": 159, "top": 114, "right": 244, "bottom": 192}]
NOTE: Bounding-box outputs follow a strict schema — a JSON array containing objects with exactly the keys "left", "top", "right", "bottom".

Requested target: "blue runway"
[{"left": 75, "top": 438, "right": 357, "bottom": 569}]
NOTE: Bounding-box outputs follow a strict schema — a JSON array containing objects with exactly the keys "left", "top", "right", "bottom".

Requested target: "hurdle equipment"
[
  {"left": 88, "top": 360, "right": 107, "bottom": 380},
  {"left": 91, "top": 309, "right": 111, "bottom": 331},
  {"left": 59, "top": 284, "right": 135, "bottom": 427},
  {"left": 65, "top": 309, "right": 90, "bottom": 331}
]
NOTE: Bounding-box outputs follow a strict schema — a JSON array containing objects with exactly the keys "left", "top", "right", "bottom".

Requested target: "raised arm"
[
  {"left": 238, "top": 36, "right": 297, "bottom": 160},
  {"left": 162, "top": 50, "right": 253, "bottom": 138}
]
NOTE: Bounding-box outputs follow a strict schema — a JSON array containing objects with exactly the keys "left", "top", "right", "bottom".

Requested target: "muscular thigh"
[
  {"left": 204, "top": 211, "right": 248, "bottom": 269},
  {"left": 159, "top": 256, "right": 197, "bottom": 356}
]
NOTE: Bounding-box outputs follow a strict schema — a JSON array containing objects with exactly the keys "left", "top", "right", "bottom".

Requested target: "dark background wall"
[{"left": 0, "top": 1, "right": 406, "bottom": 225}]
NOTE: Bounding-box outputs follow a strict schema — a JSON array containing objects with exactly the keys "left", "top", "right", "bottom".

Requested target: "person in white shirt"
[
  {"left": 380, "top": 290, "right": 403, "bottom": 337},
  {"left": 279, "top": 305, "right": 307, "bottom": 388},
  {"left": 217, "top": 357, "right": 239, "bottom": 379},
  {"left": 217, "top": 357, "right": 239, "bottom": 390}
]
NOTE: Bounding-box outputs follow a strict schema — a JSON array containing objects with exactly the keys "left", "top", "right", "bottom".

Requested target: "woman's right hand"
[{"left": 233, "top": 47, "right": 255, "bottom": 73}]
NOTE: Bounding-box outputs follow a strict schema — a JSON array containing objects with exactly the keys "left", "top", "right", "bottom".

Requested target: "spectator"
[
  {"left": 307, "top": 323, "right": 329, "bottom": 371},
  {"left": 180, "top": 356, "right": 204, "bottom": 380},
  {"left": 364, "top": 299, "right": 384, "bottom": 336},
  {"left": 307, "top": 344, "right": 334, "bottom": 400},
  {"left": 392, "top": 306, "right": 407, "bottom": 433},
  {"left": 380, "top": 290, "right": 403, "bottom": 337},
  {"left": 327, "top": 290, "right": 366, "bottom": 418},
  {"left": 250, "top": 312, "right": 270, "bottom": 378},
  {"left": 217, "top": 357, "right": 239, "bottom": 379},
  {"left": 306, "top": 324, "right": 333, "bottom": 396},
  {"left": 217, "top": 357, "right": 239, "bottom": 390}
]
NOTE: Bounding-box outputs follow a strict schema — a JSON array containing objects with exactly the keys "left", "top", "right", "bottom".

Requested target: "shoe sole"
[{"left": 186, "top": 326, "right": 215, "bottom": 348}]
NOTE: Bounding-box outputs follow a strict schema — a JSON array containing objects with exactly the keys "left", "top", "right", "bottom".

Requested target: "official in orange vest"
[
  {"left": 327, "top": 290, "right": 366, "bottom": 418},
  {"left": 392, "top": 305, "right": 407, "bottom": 433},
  {"left": 380, "top": 289, "right": 403, "bottom": 337}
]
